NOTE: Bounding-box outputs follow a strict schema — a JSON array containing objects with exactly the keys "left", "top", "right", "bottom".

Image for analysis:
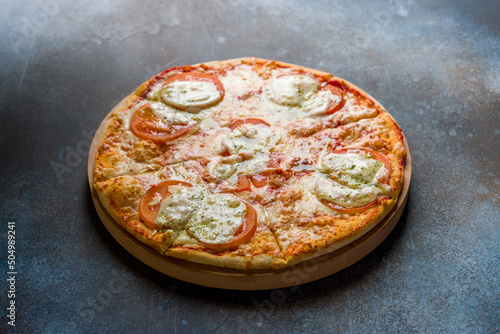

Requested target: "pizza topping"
[
  {"left": 140, "top": 180, "right": 258, "bottom": 247},
  {"left": 209, "top": 156, "right": 241, "bottom": 180},
  {"left": 263, "top": 74, "right": 341, "bottom": 117},
  {"left": 322, "top": 84, "right": 346, "bottom": 115},
  {"left": 300, "top": 90, "right": 337, "bottom": 115},
  {"left": 155, "top": 187, "right": 204, "bottom": 229},
  {"left": 130, "top": 105, "right": 197, "bottom": 142},
  {"left": 229, "top": 118, "right": 270, "bottom": 130},
  {"left": 265, "top": 75, "right": 319, "bottom": 106},
  {"left": 319, "top": 149, "right": 390, "bottom": 185},
  {"left": 210, "top": 121, "right": 281, "bottom": 185},
  {"left": 315, "top": 149, "right": 391, "bottom": 210},
  {"left": 160, "top": 72, "right": 224, "bottom": 112},
  {"left": 138, "top": 180, "right": 193, "bottom": 229},
  {"left": 235, "top": 174, "right": 252, "bottom": 192},
  {"left": 149, "top": 101, "right": 192, "bottom": 125},
  {"left": 249, "top": 174, "right": 268, "bottom": 188},
  {"left": 185, "top": 195, "right": 257, "bottom": 248},
  {"left": 218, "top": 64, "right": 262, "bottom": 100},
  {"left": 315, "top": 176, "right": 383, "bottom": 210},
  {"left": 222, "top": 122, "right": 279, "bottom": 158}
]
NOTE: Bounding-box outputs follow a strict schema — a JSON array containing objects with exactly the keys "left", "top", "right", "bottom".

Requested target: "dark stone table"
[{"left": 1, "top": 0, "right": 498, "bottom": 332}]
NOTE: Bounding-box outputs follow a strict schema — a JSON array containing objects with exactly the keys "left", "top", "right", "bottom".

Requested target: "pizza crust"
[
  {"left": 167, "top": 225, "right": 285, "bottom": 269},
  {"left": 92, "top": 57, "right": 406, "bottom": 270}
]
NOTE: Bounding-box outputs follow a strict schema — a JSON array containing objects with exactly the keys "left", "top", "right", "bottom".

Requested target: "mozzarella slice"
[
  {"left": 187, "top": 194, "right": 246, "bottom": 244},
  {"left": 264, "top": 75, "right": 319, "bottom": 106},
  {"left": 315, "top": 176, "right": 383, "bottom": 208},
  {"left": 315, "top": 151, "right": 389, "bottom": 208},
  {"left": 263, "top": 75, "right": 338, "bottom": 117},
  {"left": 302, "top": 89, "right": 341, "bottom": 116},
  {"left": 155, "top": 187, "right": 248, "bottom": 245},
  {"left": 155, "top": 187, "right": 204, "bottom": 229},
  {"left": 161, "top": 80, "right": 222, "bottom": 112},
  {"left": 149, "top": 101, "right": 193, "bottom": 125},
  {"left": 319, "top": 152, "right": 385, "bottom": 183}
]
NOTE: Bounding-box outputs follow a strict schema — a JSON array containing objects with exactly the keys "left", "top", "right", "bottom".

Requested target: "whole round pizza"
[{"left": 91, "top": 58, "right": 407, "bottom": 270}]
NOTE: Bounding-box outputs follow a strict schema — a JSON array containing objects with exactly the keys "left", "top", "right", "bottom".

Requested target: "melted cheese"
[
  {"left": 161, "top": 80, "right": 222, "bottom": 112},
  {"left": 149, "top": 101, "right": 193, "bottom": 125},
  {"left": 210, "top": 124, "right": 281, "bottom": 182},
  {"left": 161, "top": 162, "right": 205, "bottom": 184},
  {"left": 187, "top": 194, "right": 246, "bottom": 244},
  {"left": 315, "top": 176, "right": 383, "bottom": 208},
  {"left": 156, "top": 188, "right": 247, "bottom": 244},
  {"left": 265, "top": 75, "right": 319, "bottom": 106},
  {"left": 292, "top": 175, "right": 339, "bottom": 217},
  {"left": 208, "top": 157, "right": 240, "bottom": 180},
  {"left": 335, "top": 101, "right": 378, "bottom": 124},
  {"left": 218, "top": 65, "right": 262, "bottom": 99},
  {"left": 146, "top": 81, "right": 168, "bottom": 100},
  {"left": 315, "top": 152, "right": 389, "bottom": 208},
  {"left": 155, "top": 187, "right": 203, "bottom": 229},
  {"left": 277, "top": 223, "right": 320, "bottom": 250},
  {"left": 262, "top": 75, "right": 338, "bottom": 119},
  {"left": 222, "top": 124, "right": 280, "bottom": 157},
  {"left": 301, "top": 89, "right": 339, "bottom": 116}
]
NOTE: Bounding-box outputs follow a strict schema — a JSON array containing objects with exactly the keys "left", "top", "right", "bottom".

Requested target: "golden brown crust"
[
  {"left": 92, "top": 57, "right": 406, "bottom": 270},
  {"left": 93, "top": 95, "right": 167, "bottom": 183},
  {"left": 95, "top": 173, "right": 176, "bottom": 253},
  {"left": 167, "top": 225, "right": 285, "bottom": 269}
]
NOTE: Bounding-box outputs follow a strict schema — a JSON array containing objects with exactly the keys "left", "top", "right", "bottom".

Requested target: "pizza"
[{"left": 91, "top": 57, "right": 406, "bottom": 270}]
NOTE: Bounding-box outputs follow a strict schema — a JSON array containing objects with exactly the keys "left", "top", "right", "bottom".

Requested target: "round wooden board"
[{"left": 88, "top": 80, "right": 411, "bottom": 291}]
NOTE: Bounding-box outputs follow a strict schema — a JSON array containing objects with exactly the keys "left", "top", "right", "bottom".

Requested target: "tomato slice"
[
  {"left": 235, "top": 174, "right": 252, "bottom": 192},
  {"left": 322, "top": 84, "right": 346, "bottom": 115},
  {"left": 250, "top": 174, "right": 268, "bottom": 188},
  {"left": 199, "top": 200, "right": 258, "bottom": 249},
  {"left": 363, "top": 149, "right": 391, "bottom": 183},
  {"left": 229, "top": 118, "right": 270, "bottom": 130},
  {"left": 130, "top": 105, "right": 196, "bottom": 142},
  {"left": 321, "top": 148, "right": 392, "bottom": 212},
  {"left": 138, "top": 180, "right": 192, "bottom": 229},
  {"left": 163, "top": 72, "right": 225, "bottom": 99}
]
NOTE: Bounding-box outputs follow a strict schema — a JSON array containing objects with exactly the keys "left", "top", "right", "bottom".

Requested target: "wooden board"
[{"left": 87, "top": 81, "right": 411, "bottom": 291}]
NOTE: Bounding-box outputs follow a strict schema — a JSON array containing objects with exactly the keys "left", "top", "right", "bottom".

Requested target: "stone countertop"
[{"left": 0, "top": 0, "right": 498, "bottom": 333}]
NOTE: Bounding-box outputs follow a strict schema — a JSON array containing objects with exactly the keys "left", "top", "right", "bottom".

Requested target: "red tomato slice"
[
  {"left": 130, "top": 105, "right": 196, "bottom": 142},
  {"left": 322, "top": 84, "right": 346, "bottom": 115},
  {"left": 322, "top": 148, "right": 392, "bottom": 212},
  {"left": 163, "top": 72, "right": 225, "bottom": 100},
  {"left": 229, "top": 118, "right": 270, "bottom": 130},
  {"left": 138, "top": 180, "right": 192, "bottom": 229},
  {"left": 363, "top": 149, "right": 391, "bottom": 183},
  {"left": 199, "top": 200, "right": 258, "bottom": 249},
  {"left": 234, "top": 174, "right": 252, "bottom": 192},
  {"left": 250, "top": 174, "right": 268, "bottom": 188}
]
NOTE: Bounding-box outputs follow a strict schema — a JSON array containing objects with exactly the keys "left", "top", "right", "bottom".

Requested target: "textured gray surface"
[{"left": 0, "top": 0, "right": 499, "bottom": 333}]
